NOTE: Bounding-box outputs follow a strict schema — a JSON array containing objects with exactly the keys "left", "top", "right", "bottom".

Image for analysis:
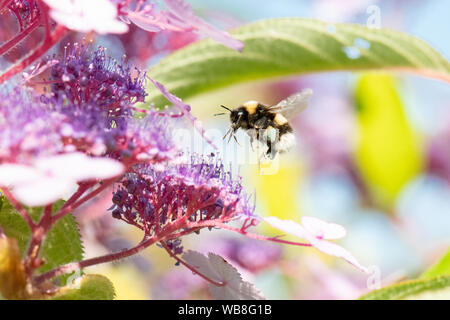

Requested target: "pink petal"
[
  {"left": 301, "top": 216, "right": 346, "bottom": 240},
  {"left": 150, "top": 79, "right": 191, "bottom": 112},
  {"left": 150, "top": 79, "right": 216, "bottom": 148},
  {"left": 163, "top": 0, "right": 244, "bottom": 51}
]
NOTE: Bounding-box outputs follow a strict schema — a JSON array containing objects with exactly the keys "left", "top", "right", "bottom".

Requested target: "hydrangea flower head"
[
  {"left": 110, "top": 154, "right": 256, "bottom": 253},
  {"left": 47, "top": 43, "right": 147, "bottom": 108},
  {"left": 0, "top": 88, "right": 66, "bottom": 163}
]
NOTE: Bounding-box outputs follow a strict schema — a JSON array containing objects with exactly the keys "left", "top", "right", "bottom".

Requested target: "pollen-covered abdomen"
[
  {"left": 277, "top": 132, "right": 296, "bottom": 153},
  {"left": 276, "top": 122, "right": 295, "bottom": 153}
]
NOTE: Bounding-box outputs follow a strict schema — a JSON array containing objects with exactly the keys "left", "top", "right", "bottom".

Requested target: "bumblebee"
[{"left": 216, "top": 89, "right": 313, "bottom": 159}]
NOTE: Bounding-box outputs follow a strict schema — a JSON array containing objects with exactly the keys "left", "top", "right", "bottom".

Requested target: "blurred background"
[{"left": 62, "top": 0, "right": 450, "bottom": 299}]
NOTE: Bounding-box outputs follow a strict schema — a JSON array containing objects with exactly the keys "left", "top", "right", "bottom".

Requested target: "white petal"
[
  {"left": 0, "top": 164, "right": 41, "bottom": 186},
  {"left": 263, "top": 216, "right": 308, "bottom": 239},
  {"left": 307, "top": 237, "right": 369, "bottom": 273},
  {"left": 301, "top": 216, "right": 347, "bottom": 240},
  {"left": 12, "top": 176, "right": 76, "bottom": 207},
  {"left": 35, "top": 153, "right": 123, "bottom": 181},
  {"left": 44, "top": 0, "right": 128, "bottom": 34},
  {"left": 264, "top": 216, "right": 367, "bottom": 273}
]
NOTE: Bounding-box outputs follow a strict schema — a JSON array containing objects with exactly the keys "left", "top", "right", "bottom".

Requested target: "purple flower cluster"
[
  {"left": 110, "top": 154, "right": 256, "bottom": 252},
  {"left": 0, "top": 39, "right": 259, "bottom": 282},
  {"left": 0, "top": 45, "right": 175, "bottom": 165},
  {"left": 0, "top": 88, "right": 66, "bottom": 163},
  {"left": 47, "top": 43, "right": 147, "bottom": 108}
]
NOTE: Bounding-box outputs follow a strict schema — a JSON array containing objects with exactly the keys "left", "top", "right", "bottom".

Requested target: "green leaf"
[
  {"left": 144, "top": 18, "right": 450, "bottom": 107},
  {"left": 359, "top": 275, "right": 450, "bottom": 300},
  {"left": 421, "top": 249, "right": 450, "bottom": 279},
  {"left": 50, "top": 274, "right": 115, "bottom": 300},
  {"left": 353, "top": 74, "right": 423, "bottom": 208},
  {"left": 0, "top": 197, "right": 32, "bottom": 255},
  {"left": 0, "top": 197, "right": 84, "bottom": 284}
]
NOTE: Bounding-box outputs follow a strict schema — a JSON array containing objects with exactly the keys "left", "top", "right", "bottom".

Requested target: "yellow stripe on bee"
[
  {"left": 274, "top": 113, "right": 288, "bottom": 125},
  {"left": 243, "top": 101, "right": 259, "bottom": 114}
]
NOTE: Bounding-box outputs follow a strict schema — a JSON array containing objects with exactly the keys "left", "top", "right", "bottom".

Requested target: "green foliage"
[
  {"left": 360, "top": 275, "right": 450, "bottom": 300},
  {"left": 144, "top": 18, "right": 450, "bottom": 107},
  {"left": 0, "top": 197, "right": 32, "bottom": 255},
  {"left": 50, "top": 274, "right": 115, "bottom": 300},
  {"left": 421, "top": 249, "right": 450, "bottom": 279},
  {"left": 0, "top": 197, "right": 83, "bottom": 285},
  {"left": 353, "top": 74, "right": 423, "bottom": 208}
]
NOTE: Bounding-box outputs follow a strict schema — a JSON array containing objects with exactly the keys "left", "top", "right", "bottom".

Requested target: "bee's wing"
[{"left": 268, "top": 88, "right": 313, "bottom": 120}]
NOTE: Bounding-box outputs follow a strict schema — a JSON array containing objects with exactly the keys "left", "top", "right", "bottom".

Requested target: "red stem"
[
  {"left": 50, "top": 178, "right": 117, "bottom": 224},
  {"left": 0, "top": 17, "right": 41, "bottom": 56},
  {"left": 34, "top": 235, "right": 158, "bottom": 285},
  {"left": 59, "top": 183, "right": 93, "bottom": 211},
  {"left": 0, "top": 0, "right": 12, "bottom": 11},
  {"left": 188, "top": 220, "right": 312, "bottom": 247},
  {"left": 0, "top": 25, "right": 69, "bottom": 85},
  {"left": 25, "top": 204, "right": 53, "bottom": 273}
]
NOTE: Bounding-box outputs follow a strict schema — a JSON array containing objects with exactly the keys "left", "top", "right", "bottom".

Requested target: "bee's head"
[{"left": 230, "top": 109, "right": 242, "bottom": 128}]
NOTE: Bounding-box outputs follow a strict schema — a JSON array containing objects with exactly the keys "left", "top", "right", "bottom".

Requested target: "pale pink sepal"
[{"left": 263, "top": 216, "right": 368, "bottom": 273}]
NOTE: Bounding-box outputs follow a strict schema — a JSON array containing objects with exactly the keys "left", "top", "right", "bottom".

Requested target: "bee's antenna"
[
  {"left": 220, "top": 105, "right": 232, "bottom": 112},
  {"left": 214, "top": 112, "right": 226, "bottom": 116}
]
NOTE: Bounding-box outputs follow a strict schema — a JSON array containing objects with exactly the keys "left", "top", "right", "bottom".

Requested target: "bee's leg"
[
  {"left": 227, "top": 130, "right": 235, "bottom": 143},
  {"left": 247, "top": 129, "right": 257, "bottom": 151},
  {"left": 223, "top": 127, "right": 232, "bottom": 140},
  {"left": 266, "top": 139, "right": 276, "bottom": 160},
  {"left": 233, "top": 134, "right": 240, "bottom": 146}
]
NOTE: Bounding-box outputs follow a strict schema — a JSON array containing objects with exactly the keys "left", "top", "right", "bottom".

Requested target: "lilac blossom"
[
  {"left": 110, "top": 154, "right": 256, "bottom": 253},
  {"left": 0, "top": 89, "right": 66, "bottom": 163},
  {"left": 46, "top": 44, "right": 147, "bottom": 108},
  {"left": 0, "top": 86, "right": 172, "bottom": 166}
]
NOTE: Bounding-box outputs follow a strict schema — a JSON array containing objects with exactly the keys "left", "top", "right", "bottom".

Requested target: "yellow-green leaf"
[
  {"left": 144, "top": 18, "right": 450, "bottom": 107},
  {"left": 360, "top": 275, "right": 450, "bottom": 300},
  {"left": 50, "top": 274, "right": 115, "bottom": 300},
  {"left": 0, "top": 197, "right": 84, "bottom": 285},
  {"left": 421, "top": 249, "right": 450, "bottom": 279}
]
